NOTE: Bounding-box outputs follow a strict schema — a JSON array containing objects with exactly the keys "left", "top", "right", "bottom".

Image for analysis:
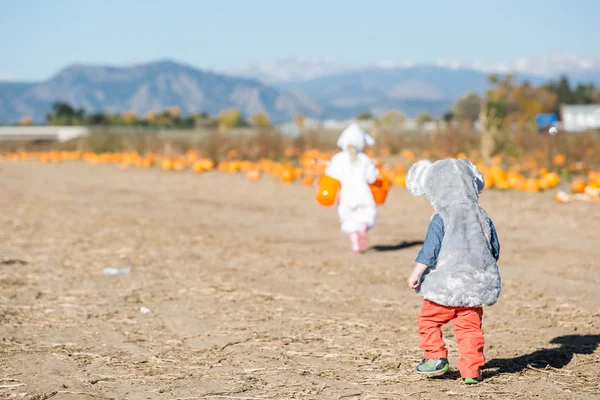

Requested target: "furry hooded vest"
[{"left": 407, "top": 158, "right": 501, "bottom": 307}]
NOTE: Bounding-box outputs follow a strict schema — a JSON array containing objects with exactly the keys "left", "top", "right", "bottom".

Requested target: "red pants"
[{"left": 418, "top": 300, "right": 485, "bottom": 378}]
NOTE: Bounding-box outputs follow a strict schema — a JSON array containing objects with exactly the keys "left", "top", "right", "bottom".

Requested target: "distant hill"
[
  {"left": 2, "top": 57, "right": 599, "bottom": 124},
  {"left": 277, "top": 65, "right": 552, "bottom": 119},
  {"left": 0, "top": 60, "right": 323, "bottom": 124}
]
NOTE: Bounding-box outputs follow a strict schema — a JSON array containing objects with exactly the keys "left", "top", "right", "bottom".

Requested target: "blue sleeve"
[
  {"left": 489, "top": 218, "right": 500, "bottom": 261},
  {"left": 415, "top": 214, "right": 444, "bottom": 267}
]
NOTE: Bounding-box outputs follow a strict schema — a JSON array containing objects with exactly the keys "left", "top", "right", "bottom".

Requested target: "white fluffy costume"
[
  {"left": 325, "top": 123, "right": 379, "bottom": 234},
  {"left": 407, "top": 158, "right": 501, "bottom": 307}
]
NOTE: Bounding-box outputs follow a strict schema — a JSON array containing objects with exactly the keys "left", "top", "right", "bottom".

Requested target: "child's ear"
[
  {"left": 458, "top": 158, "right": 485, "bottom": 194},
  {"left": 407, "top": 160, "right": 432, "bottom": 196}
]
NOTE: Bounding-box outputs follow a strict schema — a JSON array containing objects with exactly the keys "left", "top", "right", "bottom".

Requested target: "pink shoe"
[
  {"left": 358, "top": 226, "right": 368, "bottom": 252},
  {"left": 349, "top": 232, "right": 360, "bottom": 253}
]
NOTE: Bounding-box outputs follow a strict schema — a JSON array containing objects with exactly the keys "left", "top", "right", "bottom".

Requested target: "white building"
[
  {"left": 0, "top": 126, "right": 90, "bottom": 142},
  {"left": 561, "top": 105, "right": 600, "bottom": 132}
]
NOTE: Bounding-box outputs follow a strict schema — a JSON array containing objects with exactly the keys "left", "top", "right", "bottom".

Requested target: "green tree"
[
  {"left": 417, "top": 113, "right": 433, "bottom": 126},
  {"left": 18, "top": 116, "right": 33, "bottom": 126},
  {"left": 123, "top": 111, "right": 138, "bottom": 126},
  {"left": 294, "top": 113, "right": 305, "bottom": 129},
  {"left": 356, "top": 111, "right": 375, "bottom": 120},
  {"left": 380, "top": 109, "right": 405, "bottom": 125},
  {"left": 46, "top": 102, "right": 85, "bottom": 125},
  {"left": 453, "top": 93, "right": 483, "bottom": 123},
  {"left": 250, "top": 112, "right": 270, "bottom": 127},
  {"left": 443, "top": 111, "right": 454, "bottom": 123},
  {"left": 219, "top": 108, "right": 245, "bottom": 130},
  {"left": 85, "top": 113, "right": 109, "bottom": 126},
  {"left": 192, "top": 112, "right": 217, "bottom": 128}
]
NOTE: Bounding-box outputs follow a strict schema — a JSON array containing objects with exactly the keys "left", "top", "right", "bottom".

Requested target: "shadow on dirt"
[
  {"left": 370, "top": 241, "right": 424, "bottom": 252},
  {"left": 0, "top": 259, "right": 28, "bottom": 266},
  {"left": 484, "top": 334, "right": 600, "bottom": 376}
]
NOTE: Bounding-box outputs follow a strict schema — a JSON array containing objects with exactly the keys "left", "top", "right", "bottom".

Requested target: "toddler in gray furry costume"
[{"left": 406, "top": 158, "right": 501, "bottom": 384}]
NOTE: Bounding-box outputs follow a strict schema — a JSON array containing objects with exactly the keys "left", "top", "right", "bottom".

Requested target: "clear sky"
[{"left": 1, "top": 0, "right": 599, "bottom": 81}]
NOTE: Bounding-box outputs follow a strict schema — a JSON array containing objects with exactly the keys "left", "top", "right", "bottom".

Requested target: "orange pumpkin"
[
  {"left": 302, "top": 175, "right": 315, "bottom": 187},
  {"left": 192, "top": 161, "right": 205, "bottom": 173},
  {"left": 585, "top": 185, "right": 600, "bottom": 198},
  {"left": 246, "top": 170, "right": 261, "bottom": 181},
  {"left": 554, "top": 191, "right": 574, "bottom": 204},
  {"left": 173, "top": 159, "right": 187, "bottom": 171},
  {"left": 483, "top": 174, "right": 495, "bottom": 190},
  {"left": 227, "top": 161, "right": 241, "bottom": 173},
  {"left": 524, "top": 178, "right": 540, "bottom": 193},
  {"left": 553, "top": 154, "right": 566, "bottom": 167},
  {"left": 571, "top": 179, "right": 587, "bottom": 194},
  {"left": 392, "top": 174, "right": 407, "bottom": 188},
  {"left": 370, "top": 177, "right": 391, "bottom": 205},
  {"left": 199, "top": 159, "right": 214, "bottom": 171},
  {"left": 161, "top": 159, "right": 174, "bottom": 171},
  {"left": 542, "top": 172, "right": 560, "bottom": 188},
  {"left": 400, "top": 149, "right": 415, "bottom": 160},
  {"left": 218, "top": 161, "right": 229, "bottom": 172},
  {"left": 316, "top": 175, "right": 341, "bottom": 207},
  {"left": 280, "top": 167, "right": 295, "bottom": 183}
]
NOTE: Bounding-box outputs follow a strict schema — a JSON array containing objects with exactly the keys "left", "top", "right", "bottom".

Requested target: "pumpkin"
[
  {"left": 302, "top": 175, "right": 315, "bottom": 187},
  {"left": 553, "top": 154, "right": 566, "bottom": 166},
  {"left": 400, "top": 149, "right": 415, "bottom": 160},
  {"left": 192, "top": 161, "right": 205, "bottom": 173},
  {"left": 393, "top": 174, "right": 407, "bottom": 188},
  {"left": 585, "top": 185, "right": 600, "bottom": 198},
  {"left": 161, "top": 159, "right": 174, "bottom": 171},
  {"left": 370, "top": 177, "right": 391, "bottom": 205},
  {"left": 507, "top": 172, "right": 526, "bottom": 190},
  {"left": 524, "top": 178, "right": 541, "bottom": 193},
  {"left": 140, "top": 158, "right": 155, "bottom": 168},
  {"left": 589, "top": 171, "right": 600, "bottom": 186},
  {"left": 316, "top": 175, "right": 340, "bottom": 207},
  {"left": 483, "top": 174, "right": 495, "bottom": 190},
  {"left": 228, "top": 161, "right": 241, "bottom": 173},
  {"left": 198, "top": 159, "right": 214, "bottom": 171},
  {"left": 246, "top": 170, "right": 261, "bottom": 181},
  {"left": 554, "top": 191, "right": 574, "bottom": 204},
  {"left": 542, "top": 172, "right": 560, "bottom": 188},
  {"left": 218, "top": 161, "right": 229, "bottom": 172},
  {"left": 574, "top": 193, "right": 598, "bottom": 202},
  {"left": 495, "top": 179, "right": 511, "bottom": 190},
  {"left": 280, "top": 167, "right": 295, "bottom": 183},
  {"left": 571, "top": 179, "right": 587, "bottom": 194}
]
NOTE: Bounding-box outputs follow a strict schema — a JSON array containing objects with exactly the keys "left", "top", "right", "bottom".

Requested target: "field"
[{"left": 1, "top": 161, "right": 599, "bottom": 400}]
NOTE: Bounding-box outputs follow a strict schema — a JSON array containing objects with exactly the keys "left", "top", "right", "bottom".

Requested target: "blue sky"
[{"left": 1, "top": 0, "right": 599, "bottom": 81}]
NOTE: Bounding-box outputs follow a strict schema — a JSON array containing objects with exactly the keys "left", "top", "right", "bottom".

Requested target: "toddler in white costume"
[{"left": 325, "top": 123, "right": 379, "bottom": 253}]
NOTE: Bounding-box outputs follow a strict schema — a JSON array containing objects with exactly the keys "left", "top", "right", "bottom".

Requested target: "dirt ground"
[{"left": 1, "top": 161, "right": 599, "bottom": 400}]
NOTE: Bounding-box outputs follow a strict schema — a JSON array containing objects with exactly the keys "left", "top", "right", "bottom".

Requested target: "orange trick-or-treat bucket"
[
  {"left": 316, "top": 175, "right": 341, "bottom": 207},
  {"left": 370, "top": 176, "right": 390, "bottom": 205}
]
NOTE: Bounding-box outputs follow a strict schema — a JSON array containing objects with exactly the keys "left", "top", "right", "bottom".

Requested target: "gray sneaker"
[{"left": 416, "top": 358, "right": 450, "bottom": 376}]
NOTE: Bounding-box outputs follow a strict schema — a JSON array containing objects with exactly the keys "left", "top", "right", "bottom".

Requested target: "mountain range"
[{"left": 1, "top": 55, "right": 599, "bottom": 124}]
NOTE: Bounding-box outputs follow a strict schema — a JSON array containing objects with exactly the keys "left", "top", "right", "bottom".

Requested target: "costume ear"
[
  {"left": 365, "top": 134, "right": 375, "bottom": 146},
  {"left": 406, "top": 160, "right": 432, "bottom": 196},
  {"left": 458, "top": 158, "right": 485, "bottom": 194}
]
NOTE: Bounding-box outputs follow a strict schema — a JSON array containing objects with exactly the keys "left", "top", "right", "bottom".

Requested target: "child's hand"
[
  {"left": 407, "top": 273, "right": 421, "bottom": 289},
  {"left": 407, "top": 263, "right": 428, "bottom": 291}
]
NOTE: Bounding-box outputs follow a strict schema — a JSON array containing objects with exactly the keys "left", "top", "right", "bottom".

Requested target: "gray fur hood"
[{"left": 407, "top": 158, "right": 501, "bottom": 307}]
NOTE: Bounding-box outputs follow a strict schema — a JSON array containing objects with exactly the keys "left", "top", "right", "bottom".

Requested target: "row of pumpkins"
[
  {"left": 1, "top": 150, "right": 598, "bottom": 204},
  {"left": 554, "top": 172, "right": 600, "bottom": 204}
]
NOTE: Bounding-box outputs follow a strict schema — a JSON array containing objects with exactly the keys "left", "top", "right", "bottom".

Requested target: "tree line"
[
  {"left": 10, "top": 103, "right": 273, "bottom": 130},
  {"left": 6, "top": 75, "right": 598, "bottom": 129}
]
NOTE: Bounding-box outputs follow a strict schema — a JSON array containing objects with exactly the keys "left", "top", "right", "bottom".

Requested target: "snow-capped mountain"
[
  {"left": 228, "top": 58, "right": 345, "bottom": 83},
  {"left": 232, "top": 54, "right": 600, "bottom": 83}
]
